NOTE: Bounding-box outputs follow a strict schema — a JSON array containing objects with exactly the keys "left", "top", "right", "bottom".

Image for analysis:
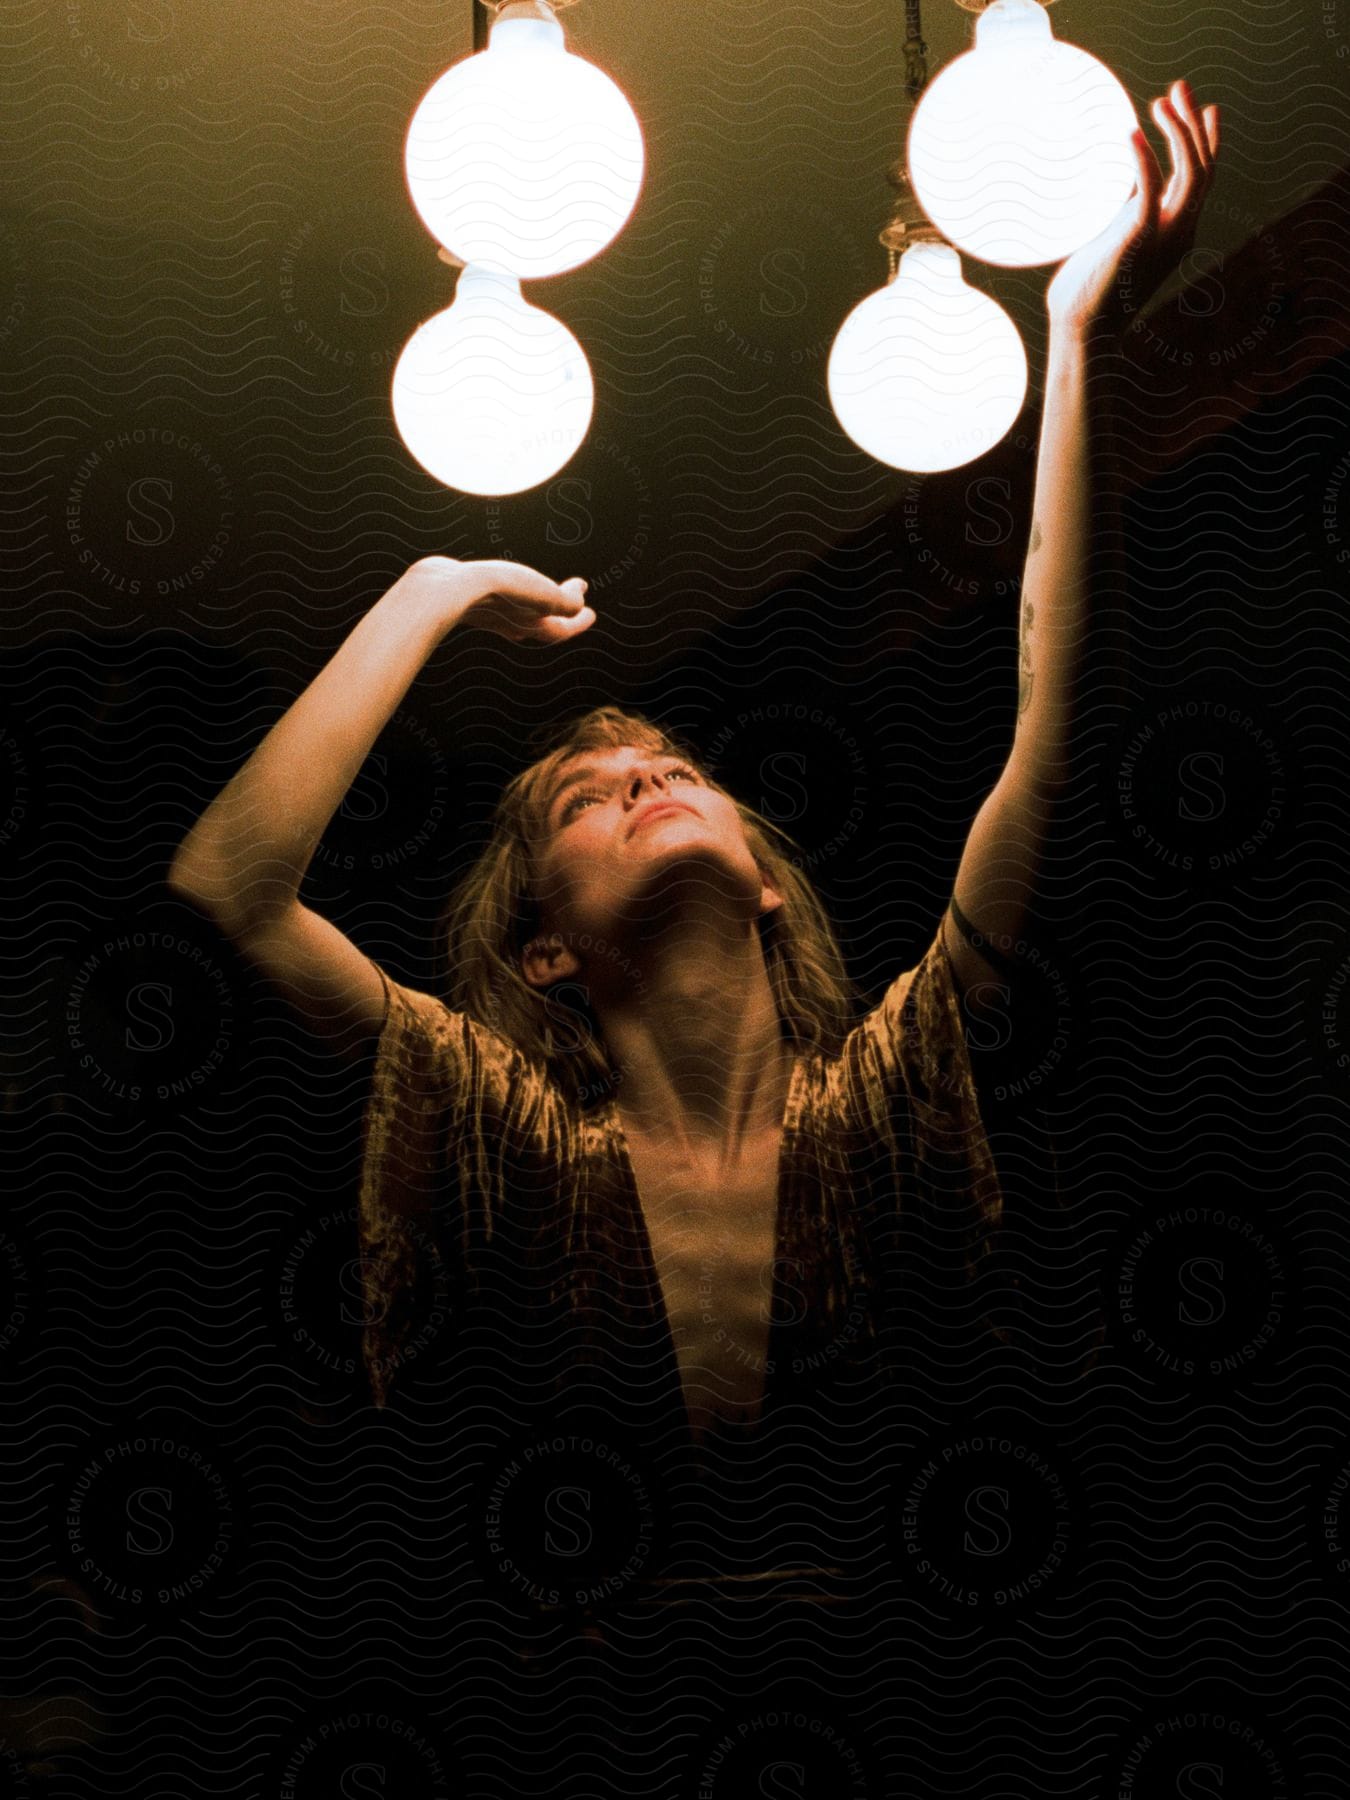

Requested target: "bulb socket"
[
  {"left": 879, "top": 219, "right": 945, "bottom": 253},
  {"left": 482, "top": 0, "right": 581, "bottom": 19}
]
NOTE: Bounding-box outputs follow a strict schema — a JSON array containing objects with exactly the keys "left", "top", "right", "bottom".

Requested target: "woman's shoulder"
[
  {"left": 806, "top": 924, "right": 962, "bottom": 1113},
  {"left": 371, "top": 965, "right": 559, "bottom": 1121}
]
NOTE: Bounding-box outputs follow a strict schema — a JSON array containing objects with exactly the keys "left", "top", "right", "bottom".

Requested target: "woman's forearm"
[
  {"left": 1011, "top": 328, "right": 1130, "bottom": 796},
  {"left": 168, "top": 564, "right": 462, "bottom": 934}
]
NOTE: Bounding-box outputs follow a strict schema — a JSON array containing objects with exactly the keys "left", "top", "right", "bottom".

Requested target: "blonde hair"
[{"left": 436, "top": 705, "right": 861, "bottom": 1109}]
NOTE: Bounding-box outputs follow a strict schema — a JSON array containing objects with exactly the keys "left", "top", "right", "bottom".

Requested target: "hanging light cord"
[
  {"left": 903, "top": 0, "right": 928, "bottom": 100},
  {"left": 881, "top": 0, "right": 943, "bottom": 278}
]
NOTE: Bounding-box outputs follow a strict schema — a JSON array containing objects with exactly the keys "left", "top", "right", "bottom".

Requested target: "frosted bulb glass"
[
  {"left": 392, "top": 265, "right": 594, "bottom": 496},
  {"left": 907, "top": 0, "right": 1138, "bottom": 268},
  {"left": 827, "top": 242, "right": 1027, "bottom": 474},
  {"left": 405, "top": 13, "right": 645, "bottom": 280}
]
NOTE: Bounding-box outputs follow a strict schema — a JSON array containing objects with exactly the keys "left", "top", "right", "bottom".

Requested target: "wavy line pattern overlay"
[{"left": 1, "top": 0, "right": 1348, "bottom": 1793}]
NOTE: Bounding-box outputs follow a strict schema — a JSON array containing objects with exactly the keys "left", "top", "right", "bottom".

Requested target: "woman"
[{"left": 168, "top": 81, "right": 1219, "bottom": 1566}]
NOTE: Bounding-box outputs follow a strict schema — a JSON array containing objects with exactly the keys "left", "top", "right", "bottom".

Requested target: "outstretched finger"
[
  {"left": 1151, "top": 93, "right": 1201, "bottom": 223},
  {"left": 1202, "top": 102, "right": 1220, "bottom": 158},
  {"left": 1171, "top": 79, "right": 1213, "bottom": 174},
  {"left": 1127, "top": 124, "right": 1164, "bottom": 230}
]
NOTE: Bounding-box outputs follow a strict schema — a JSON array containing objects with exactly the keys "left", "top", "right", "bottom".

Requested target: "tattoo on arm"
[
  {"left": 1017, "top": 516, "right": 1042, "bottom": 720},
  {"left": 1017, "top": 593, "right": 1035, "bottom": 720}
]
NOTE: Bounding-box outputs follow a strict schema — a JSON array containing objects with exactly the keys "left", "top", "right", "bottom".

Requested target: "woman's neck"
[{"left": 594, "top": 917, "right": 790, "bottom": 1161}]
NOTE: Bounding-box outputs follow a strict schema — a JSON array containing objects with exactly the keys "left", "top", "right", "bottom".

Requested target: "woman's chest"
[
  {"left": 623, "top": 1131, "right": 784, "bottom": 1439},
  {"left": 478, "top": 1088, "right": 894, "bottom": 1438}
]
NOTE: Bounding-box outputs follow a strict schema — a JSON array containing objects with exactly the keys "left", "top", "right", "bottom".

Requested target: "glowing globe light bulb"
[
  {"left": 907, "top": 0, "right": 1138, "bottom": 268},
  {"left": 392, "top": 264, "right": 594, "bottom": 495},
  {"left": 827, "top": 241, "right": 1027, "bottom": 474},
  {"left": 404, "top": 5, "right": 645, "bottom": 281}
]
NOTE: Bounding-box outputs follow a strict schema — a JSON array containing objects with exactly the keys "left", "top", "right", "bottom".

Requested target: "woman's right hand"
[{"left": 399, "top": 555, "right": 595, "bottom": 644}]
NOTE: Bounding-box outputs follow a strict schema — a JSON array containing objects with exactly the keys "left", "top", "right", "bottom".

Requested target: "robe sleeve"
[
  {"left": 355, "top": 961, "right": 527, "bottom": 1407},
  {"left": 840, "top": 917, "right": 1101, "bottom": 1380},
  {"left": 839, "top": 920, "right": 1011, "bottom": 1334}
]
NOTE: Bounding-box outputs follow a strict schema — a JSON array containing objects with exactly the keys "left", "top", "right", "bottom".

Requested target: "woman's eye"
[
  {"left": 666, "top": 765, "right": 697, "bottom": 782},
  {"left": 562, "top": 790, "right": 603, "bottom": 821}
]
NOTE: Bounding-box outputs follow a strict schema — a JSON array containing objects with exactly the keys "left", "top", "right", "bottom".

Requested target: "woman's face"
[{"left": 523, "top": 744, "right": 782, "bottom": 978}]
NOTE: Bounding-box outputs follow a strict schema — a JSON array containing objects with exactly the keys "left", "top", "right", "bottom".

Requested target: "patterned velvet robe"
[{"left": 355, "top": 922, "right": 1014, "bottom": 1582}]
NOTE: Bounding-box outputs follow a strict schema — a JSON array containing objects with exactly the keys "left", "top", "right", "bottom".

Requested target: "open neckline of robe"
[{"left": 354, "top": 922, "right": 1009, "bottom": 1440}]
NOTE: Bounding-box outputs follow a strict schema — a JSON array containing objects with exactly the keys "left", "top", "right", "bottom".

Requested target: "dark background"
[{"left": 1, "top": 0, "right": 1348, "bottom": 1794}]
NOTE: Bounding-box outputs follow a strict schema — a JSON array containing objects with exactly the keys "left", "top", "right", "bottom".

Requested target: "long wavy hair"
[{"left": 436, "top": 705, "right": 862, "bottom": 1109}]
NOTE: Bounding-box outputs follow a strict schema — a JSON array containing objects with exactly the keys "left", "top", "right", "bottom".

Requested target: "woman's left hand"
[{"left": 1045, "top": 78, "right": 1220, "bottom": 344}]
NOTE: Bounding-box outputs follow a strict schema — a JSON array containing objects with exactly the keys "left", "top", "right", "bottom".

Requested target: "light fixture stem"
[{"left": 475, "top": 0, "right": 581, "bottom": 50}]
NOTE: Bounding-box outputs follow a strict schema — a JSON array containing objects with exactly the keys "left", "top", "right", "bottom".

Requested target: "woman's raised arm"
[{"left": 166, "top": 557, "right": 592, "bottom": 1055}]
